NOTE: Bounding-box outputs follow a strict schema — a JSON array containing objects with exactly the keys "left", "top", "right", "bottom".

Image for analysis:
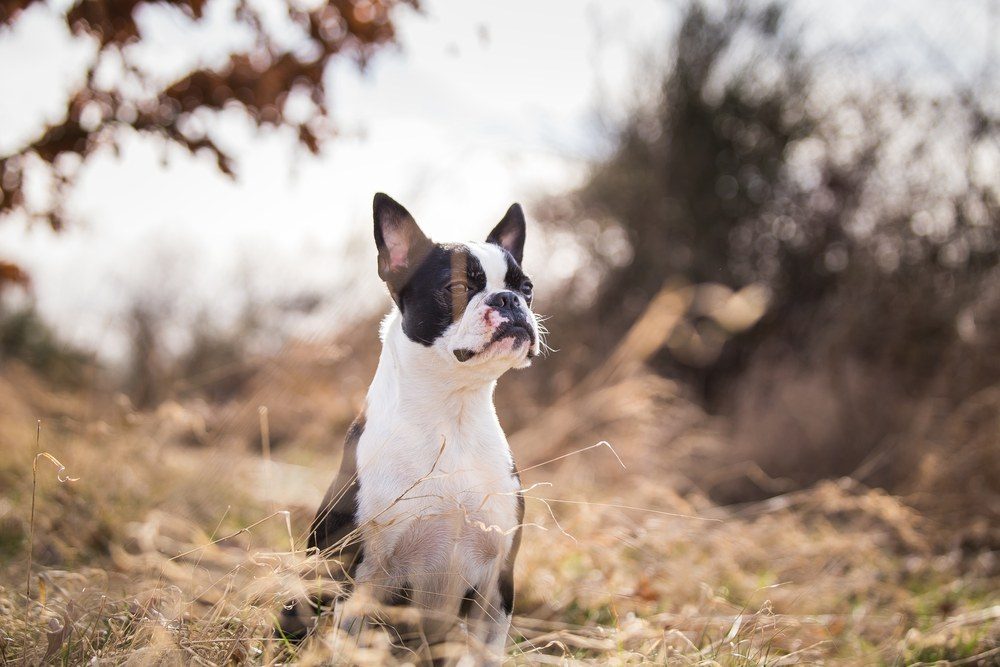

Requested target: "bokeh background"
[{"left": 1, "top": 0, "right": 998, "bottom": 664}]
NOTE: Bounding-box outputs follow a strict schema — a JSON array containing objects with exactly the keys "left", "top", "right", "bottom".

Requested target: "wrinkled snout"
[
  {"left": 484, "top": 291, "right": 535, "bottom": 346},
  {"left": 486, "top": 291, "right": 531, "bottom": 327},
  {"left": 485, "top": 290, "right": 521, "bottom": 314},
  {"left": 450, "top": 289, "right": 540, "bottom": 364}
]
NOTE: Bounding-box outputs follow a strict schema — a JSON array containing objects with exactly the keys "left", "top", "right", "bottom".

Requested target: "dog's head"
[{"left": 373, "top": 193, "right": 542, "bottom": 375}]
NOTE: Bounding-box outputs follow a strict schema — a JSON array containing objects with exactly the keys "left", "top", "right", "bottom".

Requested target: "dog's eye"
[
  {"left": 447, "top": 281, "right": 469, "bottom": 294},
  {"left": 520, "top": 281, "right": 533, "bottom": 299}
]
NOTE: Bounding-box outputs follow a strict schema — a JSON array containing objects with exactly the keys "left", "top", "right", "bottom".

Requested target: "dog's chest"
[{"left": 354, "top": 414, "right": 520, "bottom": 576}]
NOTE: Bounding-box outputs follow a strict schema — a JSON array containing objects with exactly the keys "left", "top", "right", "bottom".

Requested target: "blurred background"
[{"left": 1, "top": 0, "right": 998, "bottom": 664}]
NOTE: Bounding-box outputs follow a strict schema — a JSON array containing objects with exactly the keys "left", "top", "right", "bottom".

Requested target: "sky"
[
  {"left": 0, "top": 0, "right": 675, "bottom": 361},
  {"left": 0, "top": 0, "right": 994, "bottom": 363}
]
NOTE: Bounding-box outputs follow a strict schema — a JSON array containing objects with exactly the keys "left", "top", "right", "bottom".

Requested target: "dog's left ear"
[
  {"left": 373, "top": 193, "right": 433, "bottom": 293},
  {"left": 487, "top": 203, "right": 526, "bottom": 265}
]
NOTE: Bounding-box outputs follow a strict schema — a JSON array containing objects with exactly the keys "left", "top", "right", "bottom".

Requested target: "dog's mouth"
[
  {"left": 453, "top": 320, "right": 536, "bottom": 363},
  {"left": 491, "top": 321, "right": 533, "bottom": 345}
]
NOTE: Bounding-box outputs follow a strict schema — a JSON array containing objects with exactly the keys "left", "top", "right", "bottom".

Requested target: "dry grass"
[{"left": 1, "top": 292, "right": 998, "bottom": 665}]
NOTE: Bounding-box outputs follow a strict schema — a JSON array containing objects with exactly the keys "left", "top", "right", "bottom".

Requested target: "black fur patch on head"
[
  {"left": 500, "top": 249, "right": 533, "bottom": 307},
  {"left": 396, "top": 244, "right": 487, "bottom": 346}
]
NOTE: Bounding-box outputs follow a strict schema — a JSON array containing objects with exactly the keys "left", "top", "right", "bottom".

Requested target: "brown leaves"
[
  {"left": 0, "top": 0, "right": 418, "bottom": 230},
  {"left": 0, "top": 260, "right": 30, "bottom": 292},
  {"left": 0, "top": 0, "right": 43, "bottom": 24}
]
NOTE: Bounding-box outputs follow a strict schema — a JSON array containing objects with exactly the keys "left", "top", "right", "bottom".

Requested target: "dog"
[{"left": 279, "top": 193, "right": 542, "bottom": 663}]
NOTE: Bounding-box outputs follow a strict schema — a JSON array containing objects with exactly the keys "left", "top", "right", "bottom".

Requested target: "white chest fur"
[{"left": 353, "top": 312, "right": 521, "bottom": 594}]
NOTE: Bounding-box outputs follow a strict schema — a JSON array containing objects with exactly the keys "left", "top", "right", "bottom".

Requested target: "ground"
[{"left": 0, "top": 326, "right": 997, "bottom": 665}]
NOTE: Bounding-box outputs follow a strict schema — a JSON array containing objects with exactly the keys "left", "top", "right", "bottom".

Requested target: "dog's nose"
[{"left": 486, "top": 291, "right": 520, "bottom": 312}]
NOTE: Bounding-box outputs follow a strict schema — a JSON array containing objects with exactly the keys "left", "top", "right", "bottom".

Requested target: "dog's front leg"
[{"left": 461, "top": 565, "right": 514, "bottom": 666}]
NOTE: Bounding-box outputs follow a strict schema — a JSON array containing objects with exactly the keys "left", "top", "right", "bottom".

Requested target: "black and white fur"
[{"left": 283, "top": 194, "right": 541, "bottom": 662}]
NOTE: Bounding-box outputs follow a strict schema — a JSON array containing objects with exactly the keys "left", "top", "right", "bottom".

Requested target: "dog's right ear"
[{"left": 373, "top": 193, "right": 432, "bottom": 292}]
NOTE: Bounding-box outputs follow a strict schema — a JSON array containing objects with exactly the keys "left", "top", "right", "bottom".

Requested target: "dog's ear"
[
  {"left": 486, "top": 203, "right": 526, "bottom": 265},
  {"left": 373, "top": 193, "right": 432, "bottom": 290}
]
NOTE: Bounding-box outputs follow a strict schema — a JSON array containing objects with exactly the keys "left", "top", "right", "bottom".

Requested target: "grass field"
[{"left": 1, "top": 305, "right": 998, "bottom": 665}]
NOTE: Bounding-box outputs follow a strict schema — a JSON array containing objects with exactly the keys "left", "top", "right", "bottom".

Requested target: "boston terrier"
[{"left": 281, "top": 193, "right": 542, "bottom": 662}]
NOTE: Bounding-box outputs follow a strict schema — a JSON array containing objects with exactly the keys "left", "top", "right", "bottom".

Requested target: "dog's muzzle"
[{"left": 453, "top": 303, "right": 536, "bottom": 363}]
